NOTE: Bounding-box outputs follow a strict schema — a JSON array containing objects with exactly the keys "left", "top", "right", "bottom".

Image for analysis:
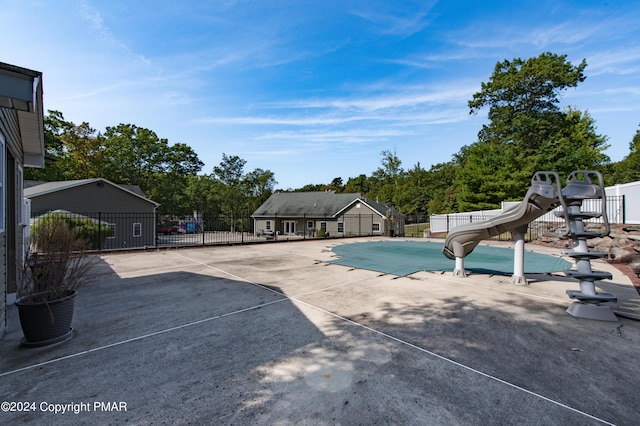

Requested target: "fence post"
[{"left": 98, "top": 212, "right": 102, "bottom": 250}]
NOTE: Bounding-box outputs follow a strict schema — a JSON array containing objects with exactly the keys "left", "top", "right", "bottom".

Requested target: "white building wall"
[{"left": 606, "top": 181, "right": 640, "bottom": 224}]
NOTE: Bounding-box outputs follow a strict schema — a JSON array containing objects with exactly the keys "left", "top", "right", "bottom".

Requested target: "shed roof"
[
  {"left": 24, "top": 178, "right": 159, "bottom": 206},
  {"left": 252, "top": 191, "right": 401, "bottom": 218}
]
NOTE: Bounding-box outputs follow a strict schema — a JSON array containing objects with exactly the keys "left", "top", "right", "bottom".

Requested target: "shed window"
[
  {"left": 266, "top": 220, "right": 272, "bottom": 230},
  {"left": 107, "top": 224, "right": 116, "bottom": 239},
  {"left": 337, "top": 222, "right": 344, "bottom": 233},
  {"left": 372, "top": 222, "right": 381, "bottom": 232},
  {"left": 133, "top": 222, "right": 142, "bottom": 237}
]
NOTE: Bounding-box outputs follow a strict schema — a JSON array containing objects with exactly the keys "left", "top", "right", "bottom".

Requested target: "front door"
[{"left": 284, "top": 221, "right": 296, "bottom": 235}]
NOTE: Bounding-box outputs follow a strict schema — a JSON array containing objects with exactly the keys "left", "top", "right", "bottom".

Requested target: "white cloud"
[
  {"left": 350, "top": 1, "right": 438, "bottom": 37},
  {"left": 586, "top": 48, "right": 640, "bottom": 76}
]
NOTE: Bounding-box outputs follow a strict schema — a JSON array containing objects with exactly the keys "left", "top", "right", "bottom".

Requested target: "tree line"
[
  {"left": 25, "top": 113, "right": 276, "bottom": 217},
  {"left": 26, "top": 52, "right": 639, "bottom": 217}
]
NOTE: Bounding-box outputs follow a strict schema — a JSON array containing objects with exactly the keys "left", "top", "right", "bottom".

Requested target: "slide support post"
[
  {"left": 511, "top": 232, "right": 528, "bottom": 285},
  {"left": 453, "top": 257, "right": 467, "bottom": 277}
]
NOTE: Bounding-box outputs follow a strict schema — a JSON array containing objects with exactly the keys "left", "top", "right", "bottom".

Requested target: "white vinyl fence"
[{"left": 430, "top": 196, "right": 626, "bottom": 234}]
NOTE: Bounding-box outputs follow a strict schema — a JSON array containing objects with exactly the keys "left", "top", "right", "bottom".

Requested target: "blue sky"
[{"left": 2, "top": 1, "right": 640, "bottom": 189}]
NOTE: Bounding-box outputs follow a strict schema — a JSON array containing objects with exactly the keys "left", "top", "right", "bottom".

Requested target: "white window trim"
[
  {"left": 17, "top": 164, "right": 23, "bottom": 225},
  {"left": 133, "top": 222, "right": 142, "bottom": 237},
  {"left": 107, "top": 223, "right": 116, "bottom": 239}
]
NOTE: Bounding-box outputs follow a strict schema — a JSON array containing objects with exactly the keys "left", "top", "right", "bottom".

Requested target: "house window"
[
  {"left": 372, "top": 222, "right": 381, "bottom": 233},
  {"left": 17, "top": 164, "right": 23, "bottom": 225},
  {"left": 133, "top": 222, "right": 142, "bottom": 237},
  {"left": 307, "top": 221, "right": 313, "bottom": 229},
  {"left": 356, "top": 202, "right": 361, "bottom": 208},
  {"left": 0, "top": 133, "right": 4, "bottom": 232},
  {"left": 338, "top": 222, "right": 344, "bottom": 233},
  {"left": 320, "top": 221, "right": 327, "bottom": 231},
  {"left": 266, "top": 220, "right": 272, "bottom": 231}
]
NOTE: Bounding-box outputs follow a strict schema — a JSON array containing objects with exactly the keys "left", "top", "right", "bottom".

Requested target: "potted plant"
[{"left": 15, "top": 214, "right": 96, "bottom": 347}]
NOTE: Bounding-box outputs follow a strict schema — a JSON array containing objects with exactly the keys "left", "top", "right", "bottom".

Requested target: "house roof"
[
  {"left": 0, "top": 62, "right": 45, "bottom": 167},
  {"left": 252, "top": 191, "right": 402, "bottom": 218},
  {"left": 24, "top": 178, "right": 159, "bottom": 206}
]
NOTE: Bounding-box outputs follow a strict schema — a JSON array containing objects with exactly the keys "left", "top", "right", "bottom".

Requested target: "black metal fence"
[
  {"left": 32, "top": 197, "right": 620, "bottom": 252},
  {"left": 29, "top": 211, "right": 401, "bottom": 251}
]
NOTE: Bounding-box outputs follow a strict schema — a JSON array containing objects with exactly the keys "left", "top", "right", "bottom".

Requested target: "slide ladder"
[{"left": 555, "top": 170, "right": 617, "bottom": 321}]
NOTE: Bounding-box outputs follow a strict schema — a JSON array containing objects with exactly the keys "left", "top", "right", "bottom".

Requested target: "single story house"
[
  {"left": 25, "top": 178, "right": 159, "bottom": 250},
  {"left": 252, "top": 191, "right": 405, "bottom": 238},
  {"left": 1, "top": 62, "right": 45, "bottom": 333}
]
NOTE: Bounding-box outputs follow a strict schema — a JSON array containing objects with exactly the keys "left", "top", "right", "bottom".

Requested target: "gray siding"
[
  {"left": 28, "top": 181, "right": 158, "bottom": 250},
  {"left": 0, "top": 232, "right": 5, "bottom": 335},
  {"left": 1, "top": 109, "right": 25, "bottom": 334},
  {"left": 339, "top": 203, "right": 385, "bottom": 235},
  {"left": 0, "top": 108, "right": 22, "bottom": 163},
  {"left": 29, "top": 183, "right": 155, "bottom": 214}
]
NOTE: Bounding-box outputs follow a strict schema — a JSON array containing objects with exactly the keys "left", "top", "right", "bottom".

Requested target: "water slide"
[{"left": 442, "top": 172, "right": 563, "bottom": 277}]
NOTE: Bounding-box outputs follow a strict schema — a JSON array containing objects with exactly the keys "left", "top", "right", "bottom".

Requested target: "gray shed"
[{"left": 25, "top": 178, "right": 159, "bottom": 250}]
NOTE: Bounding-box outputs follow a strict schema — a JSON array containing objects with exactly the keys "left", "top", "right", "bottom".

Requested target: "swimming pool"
[{"left": 330, "top": 240, "right": 571, "bottom": 276}]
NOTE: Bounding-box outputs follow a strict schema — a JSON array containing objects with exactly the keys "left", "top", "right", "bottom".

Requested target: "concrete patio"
[{"left": 1, "top": 237, "right": 639, "bottom": 425}]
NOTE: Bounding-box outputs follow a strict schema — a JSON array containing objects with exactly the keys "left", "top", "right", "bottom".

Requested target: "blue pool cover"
[{"left": 330, "top": 241, "right": 571, "bottom": 276}]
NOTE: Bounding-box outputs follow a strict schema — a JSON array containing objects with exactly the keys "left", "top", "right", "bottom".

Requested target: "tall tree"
[
  {"left": 244, "top": 168, "right": 277, "bottom": 211},
  {"left": 211, "top": 154, "right": 276, "bottom": 225},
  {"left": 100, "top": 124, "right": 168, "bottom": 190},
  {"left": 425, "top": 161, "right": 458, "bottom": 214},
  {"left": 458, "top": 52, "right": 608, "bottom": 210},
  {"left": 609, "top": 126, "right": 640, "bottom": 184},
  {"left": 370, "top": 149, "right": 405, "bottom": 205},
  {"left": 211, "top": 153, "right": 247, "bottom": 224},
  {"left": 25, "top": 111, "right": 102, "bottom": 181},
  {"left": 399, "top": 162, "right": 431, "bottom": 216},
  {"left": 184, "top": 174, "right": 220, "bottom": 216},
  {"left": 344, "top": 174, "right": 371, "bottom": 195}
]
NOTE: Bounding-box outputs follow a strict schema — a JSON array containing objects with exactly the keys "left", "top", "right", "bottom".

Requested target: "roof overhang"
[{"left": 0, "top": 62, "right": 45, "bottom": 168}]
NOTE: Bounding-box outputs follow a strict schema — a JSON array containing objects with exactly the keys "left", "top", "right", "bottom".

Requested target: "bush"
[
  {"left": 31, "top": 211, "right": 111, "bottom": 251},
  {"left": 20, "top": 214, "right": 97, "bottom": 303}
]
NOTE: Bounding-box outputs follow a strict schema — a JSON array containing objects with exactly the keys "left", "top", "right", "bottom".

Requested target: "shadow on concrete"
[
  {"left": 1, "top": 251, "right": 638, "bottom": 425},
  {"left": 333, "top": 294, "right": 639, "bottom": 426},
  {"left": 0, "top": 257, "right": 326, "bottom": 424}
]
